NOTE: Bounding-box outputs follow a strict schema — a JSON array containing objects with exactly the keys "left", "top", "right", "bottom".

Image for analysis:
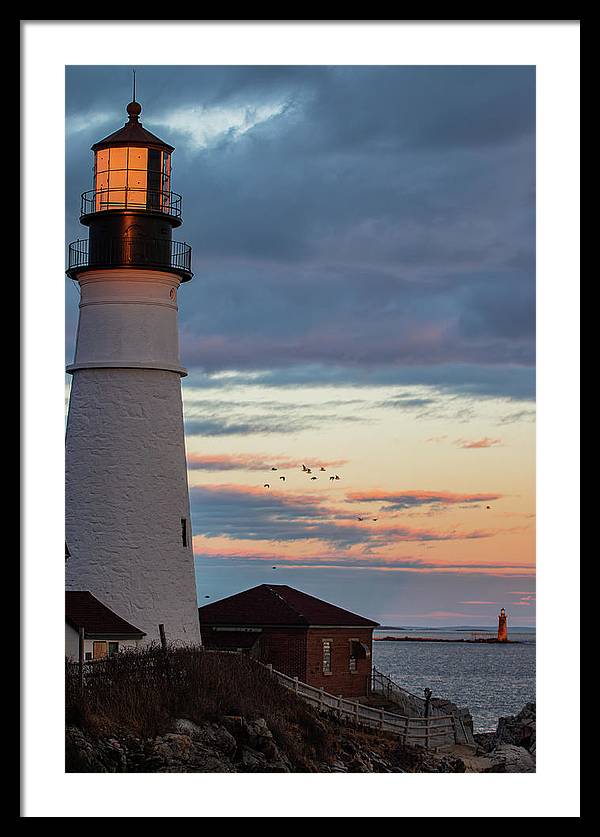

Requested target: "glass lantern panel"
[
  {"left": 128, "top": 147, "right": 147, "bottom": 172},
  {"left": 127, "top": 150, "right": 148, "bottom": 209},
  {"left": 94, "top": 149, "right": 110, "bottom": 211},
  {"left": 161, "top": 153, "right": 171, "bottom": 208},
  {"left": 106, "top": 147, "right": 127, "bottom": 207}
]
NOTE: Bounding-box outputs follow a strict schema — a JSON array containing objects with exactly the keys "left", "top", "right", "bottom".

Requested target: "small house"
[
  {"left": 65, "top": 591, "right": 146, "bottom": 660},
  {"left": 198, "top": 584, "right": 379, "bottom": 698}
]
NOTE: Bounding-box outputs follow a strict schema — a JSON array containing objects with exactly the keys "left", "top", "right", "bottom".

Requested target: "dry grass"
[{"left": 66, "top": 646, "right": 335, "bottom": 767}]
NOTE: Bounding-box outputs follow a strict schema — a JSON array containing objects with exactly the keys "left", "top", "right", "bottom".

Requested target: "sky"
[{"left": 65, "top": 65, "right": 535, "bottom": 627}]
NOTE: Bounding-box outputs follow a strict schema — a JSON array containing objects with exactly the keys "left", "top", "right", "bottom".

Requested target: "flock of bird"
[{"left": 262, "top": 463, "right": 342, "bottom": 490}]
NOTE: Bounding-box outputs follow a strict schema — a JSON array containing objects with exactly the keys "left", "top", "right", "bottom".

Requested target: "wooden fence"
[
  {"left": 370, "top": 666, "right": 475, "bottom": 746},
  {"left": 266, "top": 664, "right": 459, "bottom": 747}
]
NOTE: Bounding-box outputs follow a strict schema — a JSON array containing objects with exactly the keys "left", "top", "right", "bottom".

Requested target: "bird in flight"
[
  {"left": 329, "top": 476, "right": 335, "bottom": 481},
  {"left": 272, "top": 566, "right": 277, "bottom": 570},
  {"left": 301, "top": 464, "right": 308, "bottom": 472},
  {"left": 280, "top": 476, "right": 286, "bottom": 481},
  {"left": 372, "top": 518, "right": 378, "bottom": 522},
  {"left": 310, "top": 476, "right": 317, "bottom": 480},
  {"left": 486, "top": 505, "right": 491, "bottom": 509},
  {"left": 264, "top": 484, "right": 270, "bottom": 489},
  {"left": 320, "top": 467, "right": 326, "bottom": 472},
  {"left": 334, "top": 475, "right": 340, "bottom": 480},
  {"left": 357, "top": 517, "right": 364, "bottom": 521},
  {"left": 271, "top": 467, "right": 278, "bottom": 471},
  {"left": 204, "top": 595, "right": 210, "bottom": 598}
]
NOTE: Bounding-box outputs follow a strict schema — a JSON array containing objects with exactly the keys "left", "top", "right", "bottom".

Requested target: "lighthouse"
[
  {"left": 497, "top": 607, "right": 508, "bottom": 642},
  {"left": 65, "top": 93, "right": 201, "bottom": 646}
]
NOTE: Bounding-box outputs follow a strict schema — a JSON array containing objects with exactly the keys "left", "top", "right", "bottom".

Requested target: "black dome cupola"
[{"left": 67, "top": 97, "right": 192, "bottom": 282}]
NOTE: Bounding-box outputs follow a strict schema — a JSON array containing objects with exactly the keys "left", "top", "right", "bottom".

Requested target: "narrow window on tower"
[{"left": 181, "top": 518, "right": 188, "bottom": 548}]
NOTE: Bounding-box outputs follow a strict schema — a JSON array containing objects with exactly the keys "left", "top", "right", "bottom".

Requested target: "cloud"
[
  {"left": 187, "top": 453, "right": 347, "bottom": 471},
  {"left": 67, "top": 67, "right": 535, "bottom": 397},
  {"left": 153, "top": 100, "right": 290, "bottom": 150},
  {"left": 189, "top": 484, "right": 497, "bottom": 549},
  {"left": 454, "top": 437, "right": 503, "bottom": 449},
  {"left": 345, "top": 489, "right": 501, "bottom": 511},
  {"left": 459, "top": 600, "right": 497, "bottom": 605},
  {"left": 194, "top": 545, "right": 534, "bottom": 575}
]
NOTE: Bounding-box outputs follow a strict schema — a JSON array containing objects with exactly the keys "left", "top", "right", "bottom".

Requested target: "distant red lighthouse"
[{"left": 497, "top": 608, "right": 508, "bottom": 642}]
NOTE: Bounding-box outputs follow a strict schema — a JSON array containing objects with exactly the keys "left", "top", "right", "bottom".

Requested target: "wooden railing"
[
  {"left": 370, "top": 667, "right": 475, "bottom": 746},
  {"left": 266, "top": 664, "right": 459, "bottom": 747}
]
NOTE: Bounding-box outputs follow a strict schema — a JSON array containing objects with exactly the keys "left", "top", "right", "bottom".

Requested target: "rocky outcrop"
[
  {"left": 66, "top": 716, "right": 472, "bottom": 773},
  {"left": 473, "top": 702, "right": 536, "bottom": 773},
  {"left": 482, "top": 743, "right": 535, "bottom": 773}
]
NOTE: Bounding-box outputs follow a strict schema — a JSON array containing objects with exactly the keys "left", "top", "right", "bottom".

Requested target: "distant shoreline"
[{"left": 374, "top": 635, "right": 520, "bottom": 644}]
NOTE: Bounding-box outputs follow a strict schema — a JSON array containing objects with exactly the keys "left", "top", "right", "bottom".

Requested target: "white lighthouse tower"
[{"left": 65, "top": 94, "right": 201, "bottom": 646}]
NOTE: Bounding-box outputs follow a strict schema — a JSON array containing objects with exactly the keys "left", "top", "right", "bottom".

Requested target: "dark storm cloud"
[
  {"left": 184, "top": 363, "right": 535, "bottom": 401},
  {"left": 66, "top": 66, "right": 535, "bottom": 399}
]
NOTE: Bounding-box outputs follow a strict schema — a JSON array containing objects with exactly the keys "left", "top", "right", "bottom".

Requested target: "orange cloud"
[
  {"left": 346, "top": 489, "right": 501, "bottom": 509},
  {"left": 187, "top": 453, "right": 347, "bottom": 472},
  {"left": 454, "top": 437, "right": 503, "bottom": 449}
]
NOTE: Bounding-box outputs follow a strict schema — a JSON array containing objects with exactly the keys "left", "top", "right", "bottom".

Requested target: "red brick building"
[{"left": 198, "top": 585, "right": 379, "bottom": 698}]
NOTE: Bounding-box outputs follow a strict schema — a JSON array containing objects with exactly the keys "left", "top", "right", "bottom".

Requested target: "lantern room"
[
  {"left": 68, "top": 96, "right": 192, "bottom": 282},
  {"left": 81, "top": 100, "right": 180, "bottom": 222}
]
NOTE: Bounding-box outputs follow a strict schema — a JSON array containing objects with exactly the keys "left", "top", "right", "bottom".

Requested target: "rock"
[
  {"left": 239, "top": 745, "right": 269, "bottom": 771},
  {"left": 434, "top": 755, "right": 466, "bottom": 773},
  {"left": 484, "top": 743, "right": 535, "bottom": 773},
  {"left": 174, "top": 719, "right": 237, "bottom": 758},
  {"left": 151, "top": 733, "right": 193, "bottom": 763},
  {"left": 481, "top": 702, "right": 536, "bottom": 757},
  {"left": 494, "top": 702, "right": 536, "bottom": 752},
  {"left": 473, "top": 731, "right": 496, "bottom": 752},
  {"left": 65, "top": 726, "right": 128, "bottom": 772}
]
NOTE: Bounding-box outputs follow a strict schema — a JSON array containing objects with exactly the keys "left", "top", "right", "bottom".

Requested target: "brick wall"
[
  {"left": 256, "top": 628, "right": 307, "bottom": 680},
  {"left": 305, "top": 628, "right": 373, "bottom": 698}
]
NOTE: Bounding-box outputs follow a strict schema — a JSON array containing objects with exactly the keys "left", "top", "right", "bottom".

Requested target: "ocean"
[{"left": 372, "top": 627, "right": 536, "bottom": 732}]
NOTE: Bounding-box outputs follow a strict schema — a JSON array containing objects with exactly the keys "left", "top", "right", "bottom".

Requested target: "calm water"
[{"left": 372, "top": 628, "right": 536, "bottom": 732}]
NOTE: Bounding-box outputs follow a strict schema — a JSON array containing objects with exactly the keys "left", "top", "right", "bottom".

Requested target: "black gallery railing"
[
  {"left": 67, "top": 237, "right": 192, "bottom": 276},
  {"left": 80, "top": 188, "right": 182, "bottom": 218}
]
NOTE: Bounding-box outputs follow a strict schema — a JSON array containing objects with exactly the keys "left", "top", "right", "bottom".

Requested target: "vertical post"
[
  {"left": 451, "top": 716, "right": 457, "bottom": 745},
  {"left": 338, "top": 695, "right": 343, "bottom": 719},
  {"left": 293, "top": 676, "right": 299, "bottom": 693},
  {"left": 424, "top": 687, "right": 432, "bottom": 749},
  {"left": 78, "top": 626, "right": 85, "bottom": 694},
  {"left": 159, "top": 623, "right": 167, "bottom": 651},
  {"left": 355, "top": 701, "right": 360, "bottom": 724},
  {"left": 319, "top": 687, "right": 324, "bottom": 710},
  {"left": 403, "top": 716, "right": 409, "bottom": 745},
  {"left": 266, "top": 663, "right": 273, "bottom": 676},
  {"left": 379, "top": 708, "right": 384, "bottom": 730}
]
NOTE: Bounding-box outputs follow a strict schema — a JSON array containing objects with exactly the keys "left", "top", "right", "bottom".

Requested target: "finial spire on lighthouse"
[{"left": 65, "top": 87, "right": 201, "bottom": 647}]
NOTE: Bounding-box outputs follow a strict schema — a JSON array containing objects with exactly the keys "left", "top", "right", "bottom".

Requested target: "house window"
[
  {"left": 322, "top": 639, "right": 332, "bottom": 673},
  {"left": 85, "top": 652, "right": 92, "bottom": 661},
  {"left": 108, "top": 642, "right": 119, "bottom": 657},
  {"left": 181, "top": 518, "right": 188, "bottom": 547},
  {"left": 350, "top": 639, "right": 368, "bottom": 670}
]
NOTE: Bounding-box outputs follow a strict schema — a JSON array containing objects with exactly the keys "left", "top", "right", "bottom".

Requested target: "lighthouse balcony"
[
  {"left": 67, "top": 236, "right": 193, "bottom": 281},
  {"left": 80, "top": 187, "right": 182, "bottom": 220}
]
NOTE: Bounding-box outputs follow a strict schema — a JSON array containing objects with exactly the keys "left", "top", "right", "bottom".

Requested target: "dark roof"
[
  {"left": 91, "top": 101, "right": 174, "bottom": 153},
  {"left": 202, "top": 630, "right": 261, "bottom": 651},
  {"left": 198, "top": 585, "right": 379, "bottom": 628},
  {"left": 65, "top": 591, "right": 146, "bottom": 638}
]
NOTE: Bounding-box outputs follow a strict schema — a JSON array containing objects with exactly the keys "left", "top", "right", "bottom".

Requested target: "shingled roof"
[
  {"left": 65, "top": 591, "right": 146, "bottom": 638},
  {"left": 198, "top": 585, "right": 379, "bottom": 628}
]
